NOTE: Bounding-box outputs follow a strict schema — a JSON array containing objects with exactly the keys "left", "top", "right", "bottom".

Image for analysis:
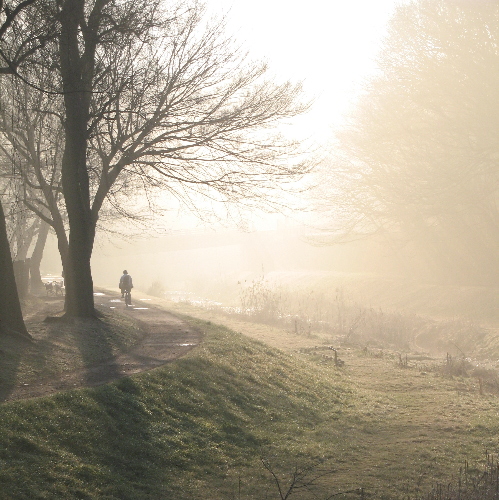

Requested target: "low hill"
[
  {"left": 0, "top": 312, "right": 352, "bottom": 499},
  {"left": 1, "top": 294, "right": 499, "bottom": 498}
]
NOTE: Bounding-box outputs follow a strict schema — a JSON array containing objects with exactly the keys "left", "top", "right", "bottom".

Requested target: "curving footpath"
[{"left": 4, "top": 290, "right": 202, "bottom": 402}]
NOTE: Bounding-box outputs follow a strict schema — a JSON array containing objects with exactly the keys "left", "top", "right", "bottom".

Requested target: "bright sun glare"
[{"left": 207, "top": 0, "right": 409, "bottom": 143}]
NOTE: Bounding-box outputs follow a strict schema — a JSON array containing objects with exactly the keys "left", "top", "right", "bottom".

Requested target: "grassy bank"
[
  {"left": 2, "top": 300, "right": 499, "bottom": 498},
  {"left": 0, "top": 317, "right": 352, "bottom": 499}
]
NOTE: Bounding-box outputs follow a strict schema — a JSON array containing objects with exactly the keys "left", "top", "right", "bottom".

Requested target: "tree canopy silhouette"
[
  {"left": 323, "top": 0, "right": 499, "bottom": 285},
  {"left": 11, "top": 0, "right": 309, "bottom": 317}
]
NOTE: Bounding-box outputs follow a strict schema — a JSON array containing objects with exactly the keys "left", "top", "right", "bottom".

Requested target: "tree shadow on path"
[
  {"left": 0, "top": 290, "right": 201, "bottom": 402},
  {"left": 0, "top": 332, "right": 33, "bottom": 401}
]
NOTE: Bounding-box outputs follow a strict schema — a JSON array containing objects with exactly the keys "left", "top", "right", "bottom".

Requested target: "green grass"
[
  {"left": 2, "top": 304, "right": 499, "bottom": 499},
  {"left": 0, "top": 318, "right": 351, "bottom": 499}
]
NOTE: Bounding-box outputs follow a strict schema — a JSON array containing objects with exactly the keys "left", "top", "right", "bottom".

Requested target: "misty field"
[
  {"left": 161, "top": 271, "right": 499, "bottom": 361},
  {"left": 125, "top": 275, "right": 499, "bottom": 499},
  {"left": 1, "top": 274, "right": 499, "bottom": 498}
]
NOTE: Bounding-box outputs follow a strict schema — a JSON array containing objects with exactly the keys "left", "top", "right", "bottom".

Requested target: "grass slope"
[
  {"left": 0, "top": 318, "right": 349, "bottom": 499},
  {"left": 2, "top": 303, "right": 499, "bottom": 499},
  {"left": 0, "top": 306, "right": 142, "bottom": 401}
]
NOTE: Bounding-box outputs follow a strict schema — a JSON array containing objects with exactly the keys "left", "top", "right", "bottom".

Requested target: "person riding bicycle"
[{"left": 119, "top": 270, "right": 133, "bottom": 298}]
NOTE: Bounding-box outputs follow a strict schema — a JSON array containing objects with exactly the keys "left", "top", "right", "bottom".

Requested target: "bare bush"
[
  {"left": 260, "top": 456, "right": 365, "bottom": 500},
  {"left": 147, "top": 281, "right": 166, "bottom": 298}
]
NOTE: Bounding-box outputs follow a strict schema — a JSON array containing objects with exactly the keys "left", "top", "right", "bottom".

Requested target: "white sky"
[
  {"left": 207, "top": 0, "right": 409, "bottom": 144},
  {"left": 157, "top": 0, "right": 411, "bottom": 232}
]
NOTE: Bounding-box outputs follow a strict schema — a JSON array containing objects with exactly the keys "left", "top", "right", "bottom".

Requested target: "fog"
[
  {"left": 7, "top": 1, "right": 499, "bottom": 496},
  {"left": 13, "top": 0, "right": 499, "bottom": 326},
  {"left": 40, "top": 224, "right": 388, "bottom": 298},
  {"left": 36, "top": 0, "right": 499, "bottom": 320}
]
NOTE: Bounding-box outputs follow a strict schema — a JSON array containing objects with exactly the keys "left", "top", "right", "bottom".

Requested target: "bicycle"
[{"left": 123, "top": 290, "right": 132, "bottom": 307}]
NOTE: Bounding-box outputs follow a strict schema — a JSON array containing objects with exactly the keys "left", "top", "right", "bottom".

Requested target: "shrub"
[{"left": 146, "top": 281, "right": 165, "bottom": 298}]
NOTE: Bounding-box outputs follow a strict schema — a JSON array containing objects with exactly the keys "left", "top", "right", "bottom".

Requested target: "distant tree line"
[{"left": 320, "top": 0, "right": 499, "bottom": 286}]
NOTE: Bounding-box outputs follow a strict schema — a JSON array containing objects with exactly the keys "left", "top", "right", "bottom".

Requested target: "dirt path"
[{"left": 5, "top": 290, "right": 202, "bottom": 402}]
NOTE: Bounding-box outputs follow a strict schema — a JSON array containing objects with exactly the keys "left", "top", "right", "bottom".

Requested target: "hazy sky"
[
  {"left": 207, "top": 0, "right": 409, "bottom": 143},
  {"left": 150, "top": 0, "right": 411, "bottom": 232}
]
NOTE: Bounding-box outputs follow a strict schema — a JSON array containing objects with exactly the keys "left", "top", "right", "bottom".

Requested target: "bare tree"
[
  {"left": 319, "top": 0, "right": 499, "bottom": 285},
  {"left": 0, "top": 0, "right": 53, "bottom": 339},
  {"left": 18, "top": 0, "right": 309, "bottom": 318},
  {"left": 0, "top": 66, "right": 67, "bottom": 267}
]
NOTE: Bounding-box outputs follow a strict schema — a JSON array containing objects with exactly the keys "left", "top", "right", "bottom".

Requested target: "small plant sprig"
[{"left": 260, "top": 456, "right": 365, "bottom": 499}]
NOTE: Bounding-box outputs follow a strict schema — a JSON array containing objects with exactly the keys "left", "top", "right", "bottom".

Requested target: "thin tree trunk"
[
  {"left": 0, "top": 201, "right": 30, "bottom": 339},
  {"left": 29, "top": 219, "right": 50, "bottom": 291},
  {"left": 14, "top": 217, "right": 37, "bottom": 261}
]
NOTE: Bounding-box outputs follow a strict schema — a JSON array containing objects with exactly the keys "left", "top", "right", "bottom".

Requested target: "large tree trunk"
[
  {"left": 59, "top": 0, "right": 97, "bottom": 318},
  {"left": 13, "top": 259, "right": 30, "bottom": 300},
  {"left": 29, "top": 220, "right": 50, "bottom": 292},
  {"left": 0, "top": 201, "right": 30, "bottom": 339},
  {"left": 62, "top": 201, "right": 96, "bottom": 317},
  {"left": 60, "top": 115, "right": 96, "bottom": 317}
]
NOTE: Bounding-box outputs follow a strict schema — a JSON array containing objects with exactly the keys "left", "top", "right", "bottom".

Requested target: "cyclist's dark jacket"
[{"left": 119, "top": 274, "right": 133, "bottom": 292}]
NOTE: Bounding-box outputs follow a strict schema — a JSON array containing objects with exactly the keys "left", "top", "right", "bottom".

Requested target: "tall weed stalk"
[{"left": 417, "top": 454, "right": 499, "bottom": 500}]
